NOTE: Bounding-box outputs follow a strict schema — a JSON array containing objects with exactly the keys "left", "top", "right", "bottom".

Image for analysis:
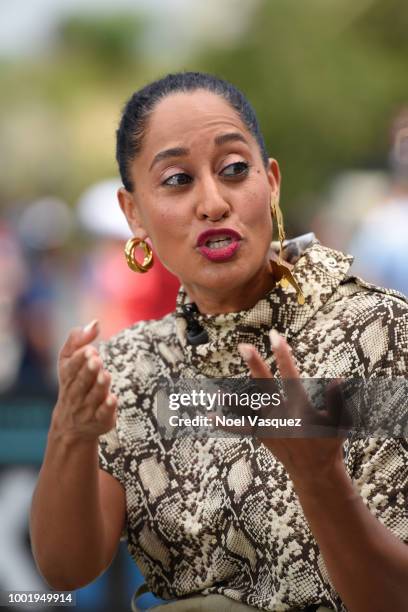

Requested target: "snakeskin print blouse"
[{"left": 98, "top": 236, "right": 408, "bottom": 612}]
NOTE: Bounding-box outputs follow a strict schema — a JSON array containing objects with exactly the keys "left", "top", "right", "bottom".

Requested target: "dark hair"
[{"left": 116, "top": 71, "right": 269, "bottom": 192}]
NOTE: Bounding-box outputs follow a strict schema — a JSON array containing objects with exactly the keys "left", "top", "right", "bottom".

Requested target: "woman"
[{"left": 30, "top": 72, "right": 408, "bottom": 612}]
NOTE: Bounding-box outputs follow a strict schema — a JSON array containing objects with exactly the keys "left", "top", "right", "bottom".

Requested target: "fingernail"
[
  {"left": 106, "top": 396, "right": 114, "bottom": 407},
  {"left": 97, "top": 371, "right": 105, "bottom": 384},
  {"left": 87, "top": 358, "right": 98, "bottom": 371},
  {"left": 238, "top": 344, "right": 253, "bottom": 362},
  {"left": 269, "top": 329, "right": 281, "bottom": 350},
  {"left": 83, "top": 319, "right": 98, "bottom": 334}
]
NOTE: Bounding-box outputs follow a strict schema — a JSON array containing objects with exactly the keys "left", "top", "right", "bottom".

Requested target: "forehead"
[{"left": 142, "top": 90, "right": 253, "bottom": 154}]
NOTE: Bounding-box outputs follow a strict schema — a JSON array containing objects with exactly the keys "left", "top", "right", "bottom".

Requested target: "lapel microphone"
[{"left": 181, "top": 303, "right": 209, "bottom": 346}]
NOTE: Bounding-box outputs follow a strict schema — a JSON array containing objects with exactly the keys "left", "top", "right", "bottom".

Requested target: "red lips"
[
  {"left": 196, "top": 228, "right": 242, "bottom": 262},
  {"left": 196, "top": 228, "right": 242, "bottom": 247}
]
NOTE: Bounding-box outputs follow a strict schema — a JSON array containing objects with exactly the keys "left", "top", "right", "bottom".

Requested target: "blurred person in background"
[
  {"left": 12, "top": 197, "right": 74, "bottom": 396},
  {"left": 310, "top": 170, "right": 389, "bottom": 255},
  {"left": 30, "top": 72, "right": 408, "bottom": 612},
  {"left": 0, "top": 223, "right": 27, "bottom": 392},
  {"left": 348, "top": 107, "right": 408, "bottom": 296},
  {"left": 77, "top": 179, "right": 179, "bottom": 340}
]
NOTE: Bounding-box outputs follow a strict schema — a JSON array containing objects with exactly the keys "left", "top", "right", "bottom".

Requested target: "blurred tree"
[
  {"left": 0, "top": 12, "right": 151, "bottom": 206},
  {"left": 196, "top": 0, "right": 408, "bottom": 227},
  {"left": 58, "top": 14, "right": 146, "bottom": 70},
  {"left": 353, "top": 0, "right": 408, "bottom": 53},
  {"left": 0, "top": 0, "right": 408, "bottom": 223}
]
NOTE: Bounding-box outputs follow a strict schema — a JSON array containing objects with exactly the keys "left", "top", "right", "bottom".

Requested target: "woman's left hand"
[
  {"left": 238, "top": 332, "right": 408, "bottom": 612},
  {"left": 238, "top": 330, "right": 351, "bottom": 490}
]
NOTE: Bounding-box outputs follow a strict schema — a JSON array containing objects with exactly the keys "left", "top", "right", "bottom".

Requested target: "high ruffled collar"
[{"left": 175, "top": 234, "right": 353, "bottom": 376}]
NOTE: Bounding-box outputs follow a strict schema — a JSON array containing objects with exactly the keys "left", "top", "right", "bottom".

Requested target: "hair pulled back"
[{"left": 116, "top": 71, "right": 269, "bottom": 192}]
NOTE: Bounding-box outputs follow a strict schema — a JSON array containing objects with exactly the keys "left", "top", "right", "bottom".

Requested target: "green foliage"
[
  {"left": 0, "top": 0, "right": 407, "bottom": 223},
  {"left": 0, "top": 12, "right": 148, "bottom": 206},
  {"left": 197, "top": 0, "right": 408, "bottom": 225},
  {"left": 353, "top": 0, "right": 408, "bottom": 53},
  {"left": 58, "top": 13, "right": 146, "bottom": 66}
]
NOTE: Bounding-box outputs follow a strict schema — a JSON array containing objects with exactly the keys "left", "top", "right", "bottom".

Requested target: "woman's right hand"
[{"left": 51, "top": 320, "right": 118, "bottom": 441}]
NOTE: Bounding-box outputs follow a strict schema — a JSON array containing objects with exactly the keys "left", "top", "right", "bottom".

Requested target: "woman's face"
[{"left": 119, "top": 89, "right": 280, "bottom": 305}]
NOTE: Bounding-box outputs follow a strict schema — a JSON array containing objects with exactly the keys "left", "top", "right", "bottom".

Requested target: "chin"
[{"left": 192, "top": 260, "right": 256, "bottom": 292}]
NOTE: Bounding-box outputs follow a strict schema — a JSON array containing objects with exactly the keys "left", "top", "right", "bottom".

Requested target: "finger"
[
  {"left": 269, "top": 330, "right": 299, "bottom": 378},
  {"left": 84, "top": 369, "right": 112, "bottom": 411},
  {"left": 68, "top": 354, "right": 103, "bottom": 406},
  {"left": 325, "top": 379, "right": 354, "bottom": 432},
  {"left": 238, "top": 344, "right": 272, "bottom": 379},
  {"left": 95, "top": 394, "right": 117, "bottom": 429},
  {"left": 238, "top": 343, "right": 292, "bottom": 419},
  {"left": 269, "top": 329, "right": 309, "bottom": 407},
  {"left": 59, "top": 319, "right": 100, "bottom": 361},
  {"left": 59, "top": 344, "right": 99, "bottom": 386}
]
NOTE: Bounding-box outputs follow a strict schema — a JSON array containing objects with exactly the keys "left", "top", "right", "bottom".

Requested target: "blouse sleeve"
[
  {"left": 345, "top": 297, "right": 408, "bottom": 543},
  {"left": 97, "top": 339, "right": 125, "bottom": 485},
  {"left": 346, "top": 437, "right": 408, "bottom": 543},
  {"left": 97, "top": 339, "right": 128, "bottom": 541}
]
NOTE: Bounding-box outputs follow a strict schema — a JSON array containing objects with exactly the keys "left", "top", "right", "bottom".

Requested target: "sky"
[{"left": 0, "top": 0, "right": 258, "bottom": 58}]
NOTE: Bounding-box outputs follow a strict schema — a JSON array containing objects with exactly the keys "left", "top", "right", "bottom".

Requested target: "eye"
[
  {"left": 162, "top": 173, "right": 192, "bottom": 187},
  {"left": 220, "top": 161, "right": 250, "bottom": 178}
]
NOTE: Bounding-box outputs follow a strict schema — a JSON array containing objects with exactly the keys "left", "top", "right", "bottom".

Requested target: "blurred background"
[{"left": 0, "top": 0, "right": 407, "bottom": 610}]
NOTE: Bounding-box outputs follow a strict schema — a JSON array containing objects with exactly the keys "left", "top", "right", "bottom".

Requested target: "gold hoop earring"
[
  {"left": 270, "top": 194, "right": 305, "bottom": 305},
  {"left": 125, "top": 237, "right": 154, "bottom": 273}
]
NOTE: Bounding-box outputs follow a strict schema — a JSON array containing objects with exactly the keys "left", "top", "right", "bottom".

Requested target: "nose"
[{"left": 195, "top": 177, "right": 231, "bottom": 222}]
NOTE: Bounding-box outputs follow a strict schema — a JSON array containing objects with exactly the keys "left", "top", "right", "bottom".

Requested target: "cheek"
[
  {"left": 244, "top": 188, "right": 271, "bottom": 226},
  {"left": 143, "top": 203, "right": 190, "bottom": 264},
  {"left": 139, "top": 195, "right": 185, "bottom": 239},
  {"left": 153, "top": 209, "right": 189, "bottom": 243}
]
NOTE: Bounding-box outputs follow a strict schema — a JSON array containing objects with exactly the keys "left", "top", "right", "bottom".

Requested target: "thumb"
[{"left": 325, "top": 378, "right": 354, "bottom": 431}]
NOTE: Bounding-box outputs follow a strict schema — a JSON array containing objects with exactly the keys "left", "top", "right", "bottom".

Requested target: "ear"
[
  {"left": 117, "top": 187, "right": 148, "bottom": 239},
  {"left": 266, "top": 158, "right": 281, "bottom": 199}
]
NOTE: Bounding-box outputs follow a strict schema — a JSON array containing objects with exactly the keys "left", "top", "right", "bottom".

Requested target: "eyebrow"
[
  {"left": 214, "top": 132, "right": 249, "bottom": 147},
  {"left": 149, "top": 147, "right": 188, "bottom": 171},
  {"left": 149, "top": 132, "right": 249, "bottom": 171}
]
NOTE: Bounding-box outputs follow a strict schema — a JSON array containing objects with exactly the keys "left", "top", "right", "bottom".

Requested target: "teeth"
[{"left": 206, "top": 237, "right": 232, "bottom": 249}]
